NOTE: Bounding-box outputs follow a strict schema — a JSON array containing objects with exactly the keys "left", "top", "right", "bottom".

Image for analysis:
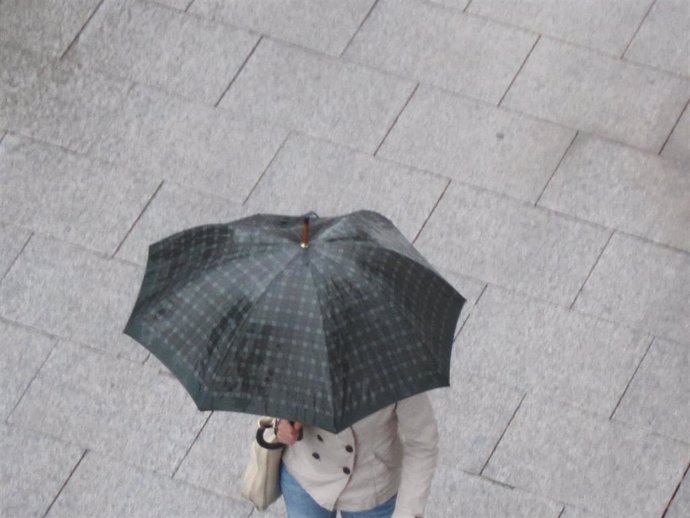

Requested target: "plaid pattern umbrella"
[{"left": 123, "top": 210, "right": 465, "bottom": 433}]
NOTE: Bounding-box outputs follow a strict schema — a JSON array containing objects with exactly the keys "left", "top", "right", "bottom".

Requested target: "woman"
[{"left": 274, "top": 391, "right": 439, "bottom": 518}]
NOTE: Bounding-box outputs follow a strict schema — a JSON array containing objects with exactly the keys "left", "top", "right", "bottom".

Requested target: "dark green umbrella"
[{"left": 123, "top": 210, "right": 465, "bottom": 433}]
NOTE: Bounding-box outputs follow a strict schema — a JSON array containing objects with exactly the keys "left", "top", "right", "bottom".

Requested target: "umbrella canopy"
[{"left": 123, "top": 210, "right": 465, "bottom": 433}]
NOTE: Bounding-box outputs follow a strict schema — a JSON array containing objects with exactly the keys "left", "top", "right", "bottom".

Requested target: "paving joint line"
[
  {"left": 41, "top": 449, "right": 89, "bottom": 518},
  {"left": 110, "top": 180, "right": 165, "bottom": 259},
  {"left": 411, "top": 176, "right": 451, "bottom": 245},
  {"left": 661, "top": 458, "right": 690, "bottom": 517},
  {"left": 0, "top": 231, "right": 33, "bottom": 283},
  {"left": 339, "top": 0, "right": 380, "bottom": 58},
  {"left": 608, "top": 335, "right": 655, "bottom": 420},
  {"left": 214, "top": 35, "right": 263, "bottom": 108},
  {"left": 498, "top": 34, "right": 541, "bottom": 107},
  {"left": 658, "top": 95, "right": 689, "bottom": 156},
  {"left": 534, "top": 130, "right": 579, "bottom": 206},
  {"left": 170, "top": 410, "right": 214, "bottom": 478},
  {"left": 374, "top": 82, "right": 420, "bottom": 157},
  {"left": 479, "top": 391, "right": 526, "bottom": 476},
  {"left": 241, "top": 131, "right": 291, "bottom": 205},
  {"left": 568, "top": 229, "right": 615, "bottom": 310},
  {"left": 620, "top": 0, "right": 658, "bottom": 60},
  {"left": 60, "top": 0, "right": 106, "bottom": 61}
]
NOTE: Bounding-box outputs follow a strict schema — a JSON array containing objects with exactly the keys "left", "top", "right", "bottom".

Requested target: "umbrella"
[{"left": 123, "top": 210, "right": 465, "bottom": 433}]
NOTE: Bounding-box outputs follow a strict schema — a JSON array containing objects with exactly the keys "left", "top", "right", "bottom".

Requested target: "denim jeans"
[{"left": 280, "top": 461, "right": 397, "bottom": 518}]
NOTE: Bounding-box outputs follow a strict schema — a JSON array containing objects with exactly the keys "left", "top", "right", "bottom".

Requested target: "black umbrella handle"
[{"left": 256, "top": 426, "right": 285, "bottom": 450}]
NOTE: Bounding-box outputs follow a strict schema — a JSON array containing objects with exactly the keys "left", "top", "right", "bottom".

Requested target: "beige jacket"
[{"left": 281, "top": 391, "right": 439, "bottom": 518}]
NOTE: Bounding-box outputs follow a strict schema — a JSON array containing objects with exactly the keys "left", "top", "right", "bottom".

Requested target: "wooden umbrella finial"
[{"left": 300, "top": 216, "right": 310, "bottom": 249}]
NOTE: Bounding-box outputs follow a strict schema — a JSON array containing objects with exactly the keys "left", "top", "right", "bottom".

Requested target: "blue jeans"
[{"left": 280, "top": 462, "right": 397, "bottom": 518}]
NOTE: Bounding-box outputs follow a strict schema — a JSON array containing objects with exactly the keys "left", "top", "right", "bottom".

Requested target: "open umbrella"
[{"left": 123, "top": 210, "right": 465, "bottom": 433}]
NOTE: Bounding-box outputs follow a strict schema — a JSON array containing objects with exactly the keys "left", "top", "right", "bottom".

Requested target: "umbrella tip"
[{"left": 301, "top": 216, "right": 310, "bottom": 248}]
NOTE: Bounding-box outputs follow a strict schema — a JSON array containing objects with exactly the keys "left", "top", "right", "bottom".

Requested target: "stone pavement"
[{"left": 0, "top": 0, "right": 688, "bottom": 517}]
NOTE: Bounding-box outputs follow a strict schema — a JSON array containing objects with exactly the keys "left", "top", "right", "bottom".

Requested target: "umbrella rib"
[{"left": 312, "top": 245, "right": 446, "bottom": 376}]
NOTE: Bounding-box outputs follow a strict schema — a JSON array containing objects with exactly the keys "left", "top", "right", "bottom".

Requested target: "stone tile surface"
[
  {"left": 219, "top": 38, "right": 416, "bottom": 153},
  {"left": 190, "top": 0, "right": 375, "bottom": 56},
  {"left": 0, "top": 234, "right": 147, "bottom": 361},
  {"left": 47, "top": 451, "right": 252, "bottom": 517},
  {"left": 574, "top": 232, "right": 690, "bottom": 345},
  {"left": 484, "top": 393, "right": 690, "bottom": 518},
  {"left": 378, "top": 85, "right": 575, "bottom": 203},
  {"left": 0, "top": 423, "right": 84, "bottom": 518},
  {"left": 456, "top": 285, "right": 650, "bottom": 417},
  {"left": 612, "top": 338, "right": 690, "bottom": 444},
  {"left": 0, "top": 320, "right": 55, "bottom": 420},
  {"left": 344, "top": 0, "right": 537, "bottom": 104},
  {"left": 415, "top": 182, "right": 610, "bottom": 306},
  {"left": 426, "top": 467, "right": 563, "bottom": 518},
  {"left": 173, "top": 411, "right": 256, "bottom": 498},
  {"left": 538, "top": 134, "right": 690, "bottom": 252},
  {"left": 243, "top": 133, "right": 448, "bottom": 241},
  {"left": 0, "top": 134, "right": 159, "bottom": 255},
  {"left": 115, "top": 180, "right": 246, "bottom": 265},
  {"left": 65, "top": 0, "right": 258, "bottom": 104},
  {"left": 0, "top": 222, "right": 30, "bottom": 278},
  {"left": 428, "top": 376, "right": 523, "bottom": 474},
  {"left": 88, "top": 84, "right": 288, "bottom": 204},
  {"left": 436, "top": 268, "right": 485, "bottom": 333},
  {"left": 662, "top": 106, "right": 690, "bottom": 163},
  {"left": 0, "top": 44, "right": 132, "bottom": 155},
  {"left": 468, "top": 0, "right": 653, "bottom": 56},
  {"left": 0, "top": 0, "right": 101, "bottom": 57},
  {"left": 625, "top": 0, "right": 690, "bottom": 77},
  {"left": 502, "top": 38, "right": 690, "bottom": 152},
  {"left": 8, "top": 340, "right": 209, "bottom": 475}
]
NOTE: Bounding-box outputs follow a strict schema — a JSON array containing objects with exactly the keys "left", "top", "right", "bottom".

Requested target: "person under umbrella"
[{"left": 124, "top": 210, "right": 465, "bottom": 518}]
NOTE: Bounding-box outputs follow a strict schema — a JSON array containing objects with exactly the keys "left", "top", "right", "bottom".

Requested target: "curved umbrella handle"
[{"left": 256, "top": 426, "right": 285, "bottom": 450}]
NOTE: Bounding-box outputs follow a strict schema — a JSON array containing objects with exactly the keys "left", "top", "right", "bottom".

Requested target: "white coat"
[{"left": 281, "top": 391, "right": 439, "bottom": 518}]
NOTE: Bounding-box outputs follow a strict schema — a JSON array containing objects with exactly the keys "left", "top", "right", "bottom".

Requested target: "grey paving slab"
[
  {"left": 173, "top": 411, "right": 256, "bottom": 498},
  {"left": 484, "top": 393, "right": 690, "bottom": 518},
  {"left": 0, "top": 320, "right": 55, "bottom": 420},
  {"left": 0, "top": 221, "right": 30, "bottom": 279},
  {"left": 538, "top": 134, "right": 690, "bottom": 252},
  {"left": 65, "top": 0, "right": 258, "bottom": 104},
  {"left": 88, "top": 84, "right": 288, "bottom": 204},
  {"left": 377, "top": 85, "right": 575, "bottom": 203},
  {"left": 343, "top": 0, "right": 536, "bottom": 104},
  {"left": 428, "top": 376, "right": 523, "bottom": 474},
  {"left": 8, "top": 339, "right": 209, "bottom": 475},
  {"left": 0, "top": 43, "right": 132, "bottom": 155},
  {"left": 0, "top": 0, "right": 101, "bottom": 57},
  {"left": 0, "top": 423, "right": 84, "bottom": 518},
  {"left": 426, "top": 466, "right": 562, "bottom": 518},
  {"left": 152, "top": 0, "right": 190, "bottom": 9},
  {"left": 218, "top": 38, "right": 416, "bottom": 153},
  {"left": 456, "top": 284, "right": 650, "bottom": 417},
  {"left": 427, "top": 0, "right": 471, "bottom": 10},
  {"left": 190, "top": 0, "right": 375, "bottom": 56},
  {"left": 414, "top": 182, "right": 610, "bottom": 306},
  {"left": 612, "top": 338, "right": 690, "bottom": 444},
  {"left": 662, "top": 106, "right": 690, "bottom": 163},
  {"left": 502, "top": 37, "right": 690, "bottom": 152},
  {"left": 242, "top": 133, "right": 448, "bottom": 241},
  {"left": 115, "top": 180, "right": 246, "bottom": 266},
  {"left": 574, "top": 232, "right": 690, "bottom": 345},
  {"left": 668, "top": 473, "right": 690, "bottom": 518},
  {"left": 467, "top": 0, "right": 653, "bottom": 56},
  {"left": 625, "top": 0, "right": 690, "bottom": 78},
  {"left": 46, "top": 451, "right": 252, "bottom": 518},
  {"left": 561, "top": 507, "right": 607, "bottom": 518},
  {"left": 0, "top": 234, "right": 147, "bottom": 362},
  {"left": 0, "top": 134, "right": 159, "bottom": 255}
]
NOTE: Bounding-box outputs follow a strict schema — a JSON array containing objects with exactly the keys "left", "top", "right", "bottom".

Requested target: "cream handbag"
[{"left": 241, "top": 416, "right": 285, "bottom": 510}]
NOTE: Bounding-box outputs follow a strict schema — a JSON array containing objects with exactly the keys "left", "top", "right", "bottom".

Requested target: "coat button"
[
  {"left": 312, "top": 452, "right": 320, "bottom": 460},
  {"left": 342, "top": 467, "right": 351, "bottom": 474},
  {"left": 317, "top": 434, "right": 324, "bottom": 442},
  {"left": 345, "top": 445, "right": 353, "bottom": 453}
]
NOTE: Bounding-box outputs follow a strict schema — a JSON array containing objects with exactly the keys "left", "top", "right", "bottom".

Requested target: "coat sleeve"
[{"left": 392, "top": 391, "right": 439, "bottom": 518}]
